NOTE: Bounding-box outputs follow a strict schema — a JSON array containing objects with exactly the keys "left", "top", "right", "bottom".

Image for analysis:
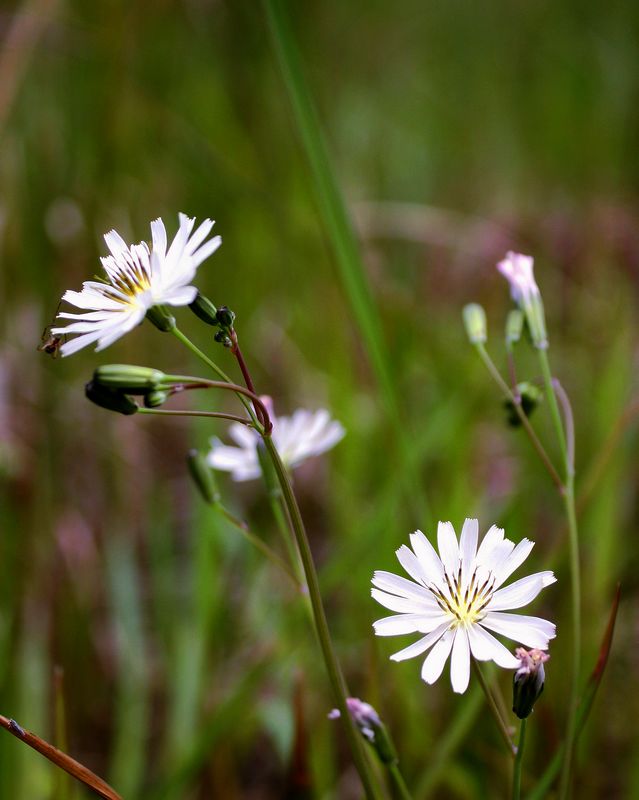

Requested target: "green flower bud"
[
  {"left": 462, "top": 303, "right": 487, "bottom": 345},
  {"left": 186, "top": 449, "right": 220, "bottom": 505},
  {"left": 188, "top": 293, "right": 219, "bottom": 327},
  {"left": 85, "top": 381, "right": 138, "bottom": 415},
  {"left": 513, "top": 648, "right": 549, "bottom": 719},
  {"left": 505, "top": 309, "right": 524, "bottom": 346},
  {"left": 504, "top": 382, "right": 543, "bottom": 427},
  {"left": 145, "top": 305, "right": 176, "bottom": 332},
  {"left": 215, "top": 305, "right": 236, "bottom": 328},
  {"left": 93, "top": 364, "right": 166, "bottom": 394},
  {"left": 144, "top": 389, "right": 170, "bottom": 408}
]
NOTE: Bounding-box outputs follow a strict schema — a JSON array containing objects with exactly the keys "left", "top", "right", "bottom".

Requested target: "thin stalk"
[
  {"left": 230, "top": 331, "right": 266, "bottom": 427},
  {"left": 387, "top": 762, "right": 413, "bottom": 800},
  {"left": 474, "top": 343, "right": 563, "bottom": 491},
  {"left": 261, "top": 434, "right": 383, "bottom": 799},
  {"left": 139, "top": 408, "right": 252, "bottom": 426},
  {"left": 512, "top": 718, "right": 526, "bottom": 800},
  {"left": 471, "top": 660, "right": 516, "bottom": 757},
  {"left": 537, "top": 350, "right": 581, "bottom": 800}
]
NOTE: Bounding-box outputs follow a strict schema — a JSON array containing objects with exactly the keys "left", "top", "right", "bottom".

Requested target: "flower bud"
[
  {"left": 145, "top": 305, "right": 176, "bottom": 332},
  {"left": 144, "top": 389, "right": 170, "bottom": 408},
  {"left": 505, "top": 309, "right": 524, "bottom": 346},
  {"left": 497, "top": 252, "right": 548, "bottom": 349},
  {"left": 85, "top": 381, "right": 138, "bottom": 415},
  {"left": 93, "top": 364, "right": 166, "bottom": 394},
  {"left": 189, "top": 293, "right": 219, "bottom": 327},
  {"left": 512, "top": 648, "right": 549, "bottom": 719},
  {"left": 215, "top": 305, "right": 236, "bottom": 328},
  {"left": 214, "top": 330, "right": 232, "bottom": 348},
  {"left": 504, "top": 382, "right": 543, "bottom": 427},
  {"left": 328, "top": 698, "right": 397, "bottom": 766},
  {"left": 186, "top": 449, "right": 220, "bottom": 505},
  {"left": 462, "top": 303, "right": 487, "bottom": 345}
]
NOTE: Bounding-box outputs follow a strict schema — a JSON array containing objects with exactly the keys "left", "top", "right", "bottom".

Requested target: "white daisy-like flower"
[
  {"left": 52, "top": 213, "right": 221, "bottom": 356},
  {"left": 496, "top": 251, "right": 548, "bottom": 349},
  {"left": 207, "top": 398, "right": 345, "bottom": 481},
  {"left": 372, "top": 519, "right": 556, "bottom": 694}
]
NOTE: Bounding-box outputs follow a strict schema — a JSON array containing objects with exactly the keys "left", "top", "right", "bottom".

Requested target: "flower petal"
[
  {"left": 390, "top": 622, "right": 450, "bottom": 662},
  {"left": 481, "top": 611, "right": 556, "bottom": 649},
  {"left": 395, "top": 545, "right": 430, "bottom": 586},
  {"left": 475, "top": 524, "right": 505, "bottom": 566},
  {"left": 421, "top": 628, "right": 454, "bottom": 684},
  {"left": 371, "top": 589, "right": 427, "bottom": 615},
  {"left": 489, "top": 571, "right": 556, "bottom": 611},
  {"left": 450, "top": 628, "right": 471, "bottom": 693},
  {"left": 469, "top": 623, "right": 520, "bottom": 668},
  {"left": 373, "top": 614, "right": 427, "bottom": 636},
  {"left": 372, "top": 571, "right": 437, "bottom": 604},
  {"left": 493, "top": 538, "right": 535, "bottom": 587},
  {"left": 459, "top": 518, "right": 479, "bottom": 588},
  {"left": 409, "top": 530, "right": 445, "bottom": 584},
  {"left": 437, "top": 521, "right": 459, "bottom": 575}
]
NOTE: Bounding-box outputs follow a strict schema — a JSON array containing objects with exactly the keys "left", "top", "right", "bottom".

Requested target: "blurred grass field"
[{"left": 1, "top": 1, "right": 639, "bottom": 797}]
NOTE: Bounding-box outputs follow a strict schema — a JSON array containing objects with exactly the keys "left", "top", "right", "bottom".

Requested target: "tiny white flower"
[
  {"left": 52, "top": 213, "right": 221, "bottom": 356},
  {"left": 372, "top": 519, "right": 556, "bottom": 694},
  {"left": 207, "top": 398, "right": 345, "bottom": 481},
  {"left": 496, "top": 251, "right": 548, "bottom": 348}
]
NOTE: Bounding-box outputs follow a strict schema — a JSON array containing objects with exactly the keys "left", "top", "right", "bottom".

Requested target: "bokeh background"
[{"left": 1, "top": 1, "right": 639, "bottom": 797}]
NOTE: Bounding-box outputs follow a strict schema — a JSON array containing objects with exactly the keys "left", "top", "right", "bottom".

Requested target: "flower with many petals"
[
  {"left": 52, "top": 214, "right": 221, "bottom": 356},
  {"left": 372, "top": 519, "right": 556, "bottom": 694},
  {"left": 207, "top": 398, "right": 345, "bottom": 481},
  {"left": 496, "top": 251, "right": 548, "bottom": 349}
]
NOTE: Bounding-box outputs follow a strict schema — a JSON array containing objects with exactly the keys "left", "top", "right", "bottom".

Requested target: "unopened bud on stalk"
[
  {"left": 215, "top": 305, "right": 236, "bottom": 328},
  {"left": 497, "top": 252, "right": 548, "bottom": 349},
  {"left": 145, "top": 305, "right": 176, "bottom": 332},
  {"left": 504, "top": 382, "right": 543, "bottom": 427},
  {"left": 462, "top": 304, "right": 487, "bottom": 345},
  {"left": 505, "top": 309, "right": 524, "bottom": 346},
  {"left": 85, "top": 381, "right": 138, "bottom": 415},
  {"left": 93, "top": 364, "right": 166, "bottom": 393},
  {"left": 214, "top": 330, "right": 232, "bottom": 348},
  {"left": 512, "top": 648, "right": 549, "bottom": 719},
  {"left": 186, "top": 449, "right": 220, "bottom": 505},
  {"left": 144, "top": 389, "right": 170, "bottom": 408},
  {"left": 328, "top": 698, "right": 397, "bottom": 766},
  {"left": 189, "top": 293, "right": 219, "bottom": 327}
]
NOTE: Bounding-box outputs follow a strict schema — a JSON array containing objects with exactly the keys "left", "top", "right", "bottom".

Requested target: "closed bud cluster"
[
  {"left": 328, "top": 698, "right": 397, "bottom": 766},
  {"left": 85, "top": 381, "right": 138, "bottom": 415},
  {"left": 504, "top": 382, "right": 543, "bottom": 427},
  {"left": 462, "top": 303, "right": 487, "bottom": 345},
  {"left": 93, "top": 364, "right": 166, "bottom": 394},
  {"left": 144, "top": 389, "right": 170, "bottom": 408},
  {"left": 512, "top": 647, "right": 549, "bottom": 719}
]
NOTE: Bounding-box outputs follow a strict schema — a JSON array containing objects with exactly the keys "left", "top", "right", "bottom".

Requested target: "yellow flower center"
[{"left": 429, "top": 566, "right": 495, "bottom": 627}]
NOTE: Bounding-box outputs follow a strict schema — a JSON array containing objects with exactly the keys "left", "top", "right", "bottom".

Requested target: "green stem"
[
  {"left": 537, "top": 349, "right": 581, "bottom": 800},
  {"left": 387, "top": 762, "right": 413, "bottom": 800},
  {"left": 139, "top": 408, "right": 251, "bottom": 425},
  {"left": 474, "top": 343, "right": 564, "bottom": 491},
  {"left": 261, "top": 435, "right": 383, "bottom": 799},
  {"left": 471, "top": 660, "right": 516, "bottom": 758},
  {"left": 512, "top": 718, "right": 526, "bottom": 800}
]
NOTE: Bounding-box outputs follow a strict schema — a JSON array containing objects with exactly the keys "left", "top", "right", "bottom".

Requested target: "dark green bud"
[
  {"left": 512, "top": 648, "right": 549, "bottom": 719},
  {"left": 504, "top": 382, "right": 543, "bottom": 427},
  {"left": 85, "top": 381, "right": 138, "bottom": 415},
  {"left": 188, "top": 293, "right": 218, "bottom": 327},
  {"left": 214, "top": 330, "right": 232, "bottom": 348},
  {"left": 145, "top": 305, "right": 176, "bottom": 332},
  {"left": 144, "top": 389, "right": 170, "bottom": 408},
  {"left": 186, "top": 449, "right": 220, "bottom": 505},
  {"left": 93, "top": 364, "right": 165, "bottom": 394},
  {"left": 215, "top": 305, "right": 235, "bottom": 328}
]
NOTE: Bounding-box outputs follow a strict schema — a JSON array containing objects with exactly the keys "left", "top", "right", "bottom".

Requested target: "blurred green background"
[{"left": 1, "top": 0, "right": 638, "bottom": 797}]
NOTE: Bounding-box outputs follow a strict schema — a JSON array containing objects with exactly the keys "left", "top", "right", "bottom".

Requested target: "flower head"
[
  {"left": 207, "top": 398, "right": 345, "bottom": 481},
  {"left": 496, "top": 251, "right": 548, "bottom": 349},
  {"left": 52, "top": 214, "right": 221, "bottom": 356},
  {"left": 372, "top": 519, "right": 556, "bottom": 694},
  {"left": 512, "top": 647, "right": 549, "bottom": 718}
]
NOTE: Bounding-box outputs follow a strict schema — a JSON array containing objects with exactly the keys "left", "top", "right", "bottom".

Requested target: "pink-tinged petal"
[
  {"left": 493, "top": 538, "right": 535, "bottom": 587},
  {"left": 469, "top": 624, "right": 520, "bottom": 668},
  {"left": 372, "top": 571, "right": 437, "bottom": 604},
  {"left": 489, "top": 572, "right": 556, "bottom": 611},
  {"left": 481, "top": 612, "right": 556, "bottom": 649},
  {"left": 396, "top": 545, "right": 430, "bottom": 586},
  {"left": 228, "top": 424, "right": 259, "bottom": 449},
  {"left": 390, "top": 622, "right": 450, "bottom": 662},
  {"left": 373, "top": 614, "right": 426, "bottom": 636},
  {"left": 409, "top": 530, "right": 445, "bottom": 583},
  {"left": 450, "top": 629, "right": 471, "bottom": 693},
  {"left": 421, "top": 628, "right": 455, "bottom": 684},
  {"left": 437, "top": 521, "right": 460, "bottom": 575}
]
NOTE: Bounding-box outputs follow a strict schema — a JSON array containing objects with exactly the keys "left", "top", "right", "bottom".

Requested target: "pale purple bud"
[{"left": 497, "top": 251, "right": 548, "bottom": 349}]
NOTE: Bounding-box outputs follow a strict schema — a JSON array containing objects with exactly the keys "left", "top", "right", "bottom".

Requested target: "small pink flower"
[{"left": 496, "top": 251, "right": 548, "bottom": 349}]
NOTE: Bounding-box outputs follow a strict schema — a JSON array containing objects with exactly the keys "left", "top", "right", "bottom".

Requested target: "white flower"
[
  {"left": 52, "top": 213, "right": 221, "bottom": 356},
  {"left": 372, "top": 519, "right": 556, "bottom": 694},
  {"left": 496, "top": 251, "right": 548, "bottom": 348},
  {"left": 207, "top": 398, "right": 345, "bottom": 481}
]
